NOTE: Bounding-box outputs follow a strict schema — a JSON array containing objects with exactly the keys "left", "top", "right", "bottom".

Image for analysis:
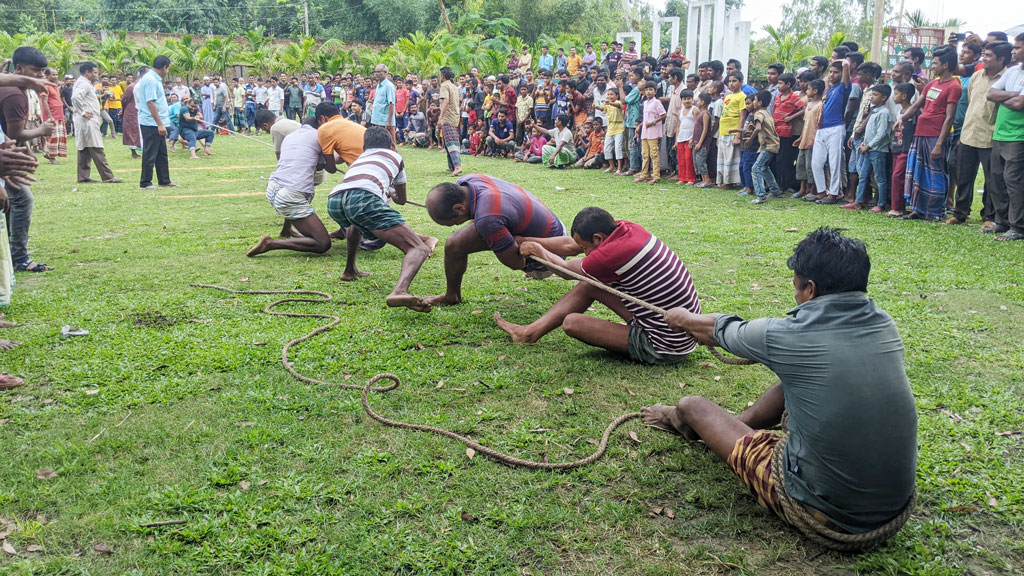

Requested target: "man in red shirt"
[{"left": 495, "top": 207, "right": 703, "bottom": 364}]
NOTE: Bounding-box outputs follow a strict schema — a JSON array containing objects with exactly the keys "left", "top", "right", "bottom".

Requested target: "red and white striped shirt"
[
  {"left": 329, "top": 148, "right": 407, "bottom": 202},
  {"left": 581, "top": 221, "right": 701, "bottom": 355}
]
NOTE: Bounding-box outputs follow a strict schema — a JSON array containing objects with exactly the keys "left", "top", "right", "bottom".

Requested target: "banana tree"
[
  {"left": 82, "top": 32, "right": 139, "bottom": 75},
  {"left": 242, "top": 46, "right": 279, "bottom": 78},
  {"left": 43, "top": 35, "right": 81, "bottom": 76}
]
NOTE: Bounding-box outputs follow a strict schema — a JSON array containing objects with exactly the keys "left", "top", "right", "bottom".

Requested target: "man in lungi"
[
  {"left": 438, "top": 67, "right": 463, "bottom": 177},
  {"left": 641, "top": 228, "right": 917, "bottom": 544}
]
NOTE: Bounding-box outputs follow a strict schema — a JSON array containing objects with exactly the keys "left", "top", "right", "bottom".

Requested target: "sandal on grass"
[
  {"left": 995, "top": 230, "right": 1024, "bottom": 241},
  {"left": 15, "top": 260, "right": 52, "bottom": 272}
]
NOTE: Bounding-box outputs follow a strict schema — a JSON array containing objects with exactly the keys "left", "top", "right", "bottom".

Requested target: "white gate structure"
[{"left": 684, "top": 0, "right": 751, "bottom": 75}]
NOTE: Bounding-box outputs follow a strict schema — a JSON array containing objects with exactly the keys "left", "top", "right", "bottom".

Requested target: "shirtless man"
[
  {"left": 494, "top": 207, "right": 703, "bottom": 364},
  {"left": 326, "top": 127, "right": 438, "bottom": 312},
  {"left": 424, "top": 174, "right": 571, "bottom": 306}
]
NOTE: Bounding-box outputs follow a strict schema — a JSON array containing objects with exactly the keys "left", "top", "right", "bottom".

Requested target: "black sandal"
[{"left": 14, "top": 260, "right": 52, "bottom": 272}]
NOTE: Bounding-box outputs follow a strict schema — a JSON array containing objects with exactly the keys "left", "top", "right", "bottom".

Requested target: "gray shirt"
[
  {"left": 714, "top": 292, "right": 917, "bottom": 533},
  {"left": 268, "top": 124, "right": 321, "bottom": 195}
]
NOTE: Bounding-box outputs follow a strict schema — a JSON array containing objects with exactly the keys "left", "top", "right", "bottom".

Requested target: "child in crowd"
[
  {"left": 746, "top": 90, "right": 782, "bottom": 204},
  {"left": 602, "top": 89, "right": 626, "bottom": 175},
  {"left": 692, "top": 92, "right": 713, "bottom": 188},
  {"left": 899, "top": 45, "right": 961, "bottom": 221},
  {"left": 675, "top": 89, "right": 696, "bottom": 184},
  {"left": 482, "top": 83, "right": 495, "bottom": 122},
  {"left": 515, "top": 84, "right": 534, "bottom": 144},
  {"left": 574, "top": 121, "right": 591, "bottom": 159},
  {"left": 738, "top": 93, "right": 759, "bottom": 196},
  {"left": 622, "top": 69, "right": 645, "bottom": 176},
  {"left": 771, "top": 73, "right": 805, "bottom": 193},
  {"left": 533, "top": 71, "right": 553, "bottom": 129},
  {"left": 578, "top": 121, "right": 605, "bottom": 168},
  {"left": 516, "top": 124, "right": 547, "bottom": 163},
  {"left": 426, "top": 100, "right": 440, "bottom": 148},
  {"left": 635, "top": 82, "right": 666, "bottom": 183},
  {"left": 795, "top": 79, "right": 824, "bottom": 200},
  {"left": 706, "top": 81, "right": 724, "bottom": 181},
  {"left": 888, "top": 82, "right": 917, "bottom": 218},
  {"left": 717, "top": 73, "right": 746, "bottom": 187},
  {"left": 842, "top": 84, "right": 892, "bottom": 212},
  {"left": 467, "top": 118, "right": 486, "bottom": 155}
]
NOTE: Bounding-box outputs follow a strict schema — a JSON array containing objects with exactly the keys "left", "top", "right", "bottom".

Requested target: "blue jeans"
[
  {"left": 740, "top": 149, "right": 758, "bottom": 188},
  {"left": 213, "top": 107, "right": 234, "bottom": 131},
  {"left": 166, "top": 124, "right": 180, "bottom": 143},
  {"left": 4, "top": 183, "right": 32, "bottom": 266},
  {"left": 857, "top": 149, "right": 890, "bottom": 205},
  {"left": 244, "top": 102, "right": 256, "bottom": 129},
  {"left": 627, "top": 126, "right": 641, "bottom": 172},
  {"left": 752, "top": 151, "right": 779, "bottom": 199},
  {"left": 180, "top": 127, "right": 215, "bottom": 150}
]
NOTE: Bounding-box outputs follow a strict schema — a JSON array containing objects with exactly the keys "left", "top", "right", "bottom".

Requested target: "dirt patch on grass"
[{"left": 132, "top": 312, "right": 179, "bottom": 328}]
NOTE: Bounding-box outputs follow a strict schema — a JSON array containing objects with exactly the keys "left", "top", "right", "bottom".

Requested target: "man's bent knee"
[{"left": 562, "top": 313, "right": 587, "bottom": 338}]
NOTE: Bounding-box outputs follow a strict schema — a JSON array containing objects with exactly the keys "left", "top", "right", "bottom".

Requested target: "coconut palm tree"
[
  {"left": 279, "top": 37, "right": 318, "bottom": 73},
  {"left": 760, "top": 25, "right": 814, "bottom": 71},
  {"left": 43, "top": 35, "right": 81, "bottom": 76},
  {"left": 198, "top": 34, "right": 242, "bottom": 78},
  {"left": 163, "top": 35, "right": 209, "bottom": 80},
  {"left": 82, "top": 32, "right": 140, "bottom": 75}
]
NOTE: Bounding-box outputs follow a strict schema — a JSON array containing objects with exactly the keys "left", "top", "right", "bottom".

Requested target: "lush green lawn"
[{"left": 1, "top": 134, "right": 1022, "bottom": 575}]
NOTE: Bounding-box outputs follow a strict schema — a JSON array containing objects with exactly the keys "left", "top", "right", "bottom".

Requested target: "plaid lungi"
[
  {"left": 44, "top": 122, "right": 67, "bottom": 159},
  {"left": 442, "top": 123, "right": 461, "bottom": 170},
  {"left": 905, "top": 135, "right": 949, "bottom": 219}
]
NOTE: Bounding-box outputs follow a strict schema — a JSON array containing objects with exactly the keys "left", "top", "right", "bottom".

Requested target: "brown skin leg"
[
  {"left": 247, "top": 214, "right": 332, "bottom": 257},
  {"left": 425, "top": 224, "right": 493, "bottom": 306},
  {"left": 341, "top": 226, "right": 370, "bottom": 281},
  {"left": 329, "top": 227, "right": 347, "bottom": 240},
  {"left": 371, "top": 224, "right": 435, "bottom": 312},
  {"left": 641, "top": 382, "right": 784, "bottom": 461},
  {"left": 279, "top": 220, "right": 302, "bottom": 238},
  {"left": 0, "top": 373, "right": 25, "bottom": 389},
  {"left": 494, "top": 282, "right": 633, "bottom": 351}
]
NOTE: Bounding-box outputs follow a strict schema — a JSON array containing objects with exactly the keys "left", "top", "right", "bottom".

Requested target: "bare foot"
[
  {"left": 641, "top": 403, "right": 699, "bottom": 440},
  {"left": 493, "top": 312, "right": 537, "bottom": 344},
  {"left": 449, "top": 168, "right": 462, "bottom": 178},
  {"left": 422, "top": 236, "right": 439, "bottom": 257},
  {"left": 0, "top": 339, "right": 23, "bottom": 352},
  {"left": 329, "top": 228, "right": 347, "bottom": 240},
  {"left": 425, "top": 293, "right": 461, "bottom": 307},
  {"left": 340, "top": 269, "right": 371, "bottom": 281},
  {"left": 0, "top": 373, "right": 25, "bottom": 389},
  {"left": 246, "top": 235, "right": 274, "bottom": 257},
  {"left": 203, "top": 148, "right": 214, "bottom": 156},
  {"left": 0, "top": 320, "right": 17, "bottom": 328},
  {"left": 386, "top": 293, "right": 432, "bottom": 313}
]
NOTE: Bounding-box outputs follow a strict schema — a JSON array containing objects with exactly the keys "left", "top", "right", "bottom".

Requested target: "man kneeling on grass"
[
  {"left": 642, "top": 227, "right": 917, "bottom": 542},
  {"left": 326, "top": 126, "right": 438, "bottom": 312},
  {"left": 494, "top": 207, "right": 702, "bottom": 365}
]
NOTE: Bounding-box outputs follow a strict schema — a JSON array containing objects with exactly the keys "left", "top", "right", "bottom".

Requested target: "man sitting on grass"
[
  {"left": 326, "top": 127, "right": 438, "bottom": 313},
  {"left": 424, "top": 174, "right": 571, "bottom": 307},
  {"left": 494, "top": 207, "right": 702, "bottom": 365},
  {"left": 641, "top": 227, "right": 917, "bottom": 542}
]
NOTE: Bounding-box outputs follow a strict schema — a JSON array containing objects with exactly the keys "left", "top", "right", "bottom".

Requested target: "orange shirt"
[{"left": 317, "top": 115, "right": 366, "bottom": 165}]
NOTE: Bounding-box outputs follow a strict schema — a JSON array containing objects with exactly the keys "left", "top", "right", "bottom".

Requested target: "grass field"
[{"left": 1, "top": 134, "right": 1022, "bottom": 575}]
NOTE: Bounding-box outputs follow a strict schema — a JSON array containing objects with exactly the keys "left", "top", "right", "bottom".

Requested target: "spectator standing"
[
  {"left": 136, "top": 56, "right": 174, "bottom": 190},
  {"left": 41, "top": 67, "right": 67, "bottom": 164},
  {"left": 371, "top": 65, "right": 396, "bottom": 141},
  {"left": 121, "top": 70, "right": 142, "bottom": 159},
  {"left": 71, "top": 62, "right": 118, "bottom": 187},
  {"left": 986, "top": 33, "right": 1024, "bottom": 241}
]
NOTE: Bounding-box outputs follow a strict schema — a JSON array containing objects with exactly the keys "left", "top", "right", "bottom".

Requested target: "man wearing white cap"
[
  {"left": 371, "top": 64, "right": 396, "bottom": 142},
  {"left": 200, "top": 76, "right": 214, "bottom": 124}
]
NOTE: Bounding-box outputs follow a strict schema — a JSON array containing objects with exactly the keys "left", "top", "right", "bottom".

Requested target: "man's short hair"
[
  {"left": 1015, "top": 32, "right": 1024, "bottom": 43},
  {"left": 254, "top": 109, "right": 276, "bottom": 127},
  {"left": 857, "top": 61, "right": 882, "bottom": 80},
  {"left": 893, "top": 82, "right": 915, "bottom": 100},
  {"left": 363, "top": 126, "right": 393, "bottom": 151},
  {"left": 698, "top": 92, "right": 712, "bottom": 105},
  {"left": 12, "top": 46, "right": 47, "bottom": 69},
  {"left": 556, "top": 113, "right": 570, "bottom": 126},
  {"left": 894, "top": 60, "right": 915, "bottom": 77},
  {"left": 679, "top": 88, "right": 694, "bottom": 99},
  {"left": 727, "top": 71, "right": 744, "bottom": 84},
  {"left": 904, "top": 47, "right": 925, "bottom": 63},
  {"left": 832, "top": 46, "right": 850, "bottom": 60},
  {"left": 756, "top": 90, "right": 772, "bottom": 107},
  {"left": 726, "top": 58, "right": 742, "bottom": 70},
  {"left": 669, "top": 68, "right": 684, "bottom": 82},
  {"left": 986, "top": 41, "right": 1014, "bottom": 67},
  {"left": 870, "top": 84, "right": 892, "bottom": 99},
  {"left": 315, "top": 102, "right": 340, "bottom": 119},
  {"left": 778, "top": 73, "right": 796, "bottom": 87},
  {"left": 301, "top": 116, "right": 320, "bottom": 128},
  {"left": 841, "top": 41, "right": 859, "bottom": 52},
  {"left": 829, "top": 61, "right": 844, "bottom": 72},
  {"left": 152, "top": 55, "right": 171, "bottom": 70},
  {"left": 709, "top": 60, "right": 724, "bottom": 74},
  {"left": 571, "top": 207, "right": 618, "bottom": 239},
  {"left": 80, "top": 62, "right": 97, "bottom": 73},
  {"left": 988, "top": 31, "right": 1008, "bottom": 41},
  {"left": 932, "top": 45, "right": 957, "bottom": 70},
  {"left": 808, "top": 79, "right": 826, "bottom": 94},
  {"left": 786, "top": 227, "right": 870, "bottom": 296},
  {"left": 427, "top": 182, "right": 465, "bottom": 221},
  {"left": 768, "top": 62, "right": 784, "bottom": 74},
  {"left": 846, "top": 51, "right": 865, "bottom": 67}
]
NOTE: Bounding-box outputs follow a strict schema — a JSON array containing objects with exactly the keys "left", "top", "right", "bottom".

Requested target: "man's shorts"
[
  {"left": 326, "top": 188, "right": 405, "bottom": 242},
  {"left": 266, "top": 182, "right": 315, "bottom": 220},
  {"left": 727, "top": 430, "right": 785, "bottom": 517},
  {"left": 795, "top": 149, "right": 812, "bottom": 181},
  {"left": 626, "top": 321, "right": 688, "bottom": 365}
]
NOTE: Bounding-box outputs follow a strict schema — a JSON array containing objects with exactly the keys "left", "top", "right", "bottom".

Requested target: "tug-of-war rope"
[{"left": 193, "top": 256, "right": 909, "bottom": 549}]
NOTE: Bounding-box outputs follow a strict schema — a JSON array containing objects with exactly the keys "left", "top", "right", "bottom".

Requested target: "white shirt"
[
  {"left": 547, "top": 126, "right": 573, "bottom": 148},
  {"left": 676, "top": 106, "right": 695, "bottom": 143},
  {"left": 267, "top": 85, "right": 284, "bottom": 111},
  {"left": 254, "top": 85, "right": 268, "bottom": 106}
]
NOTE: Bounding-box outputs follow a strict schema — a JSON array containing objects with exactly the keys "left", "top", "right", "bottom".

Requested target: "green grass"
[{"left": 1, "top": 135, "right": 1022, "bottom": 575}]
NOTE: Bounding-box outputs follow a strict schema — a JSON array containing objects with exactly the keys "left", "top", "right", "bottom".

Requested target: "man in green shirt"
[
  {"left": 642, "top": 228, "right": 917, "bottom": 544},
  {"left": 985, "top": 33, "right": 1024, "bottom": 241},
  {"left": 619, "top": 66, "right": 645, "bottom": 176}
]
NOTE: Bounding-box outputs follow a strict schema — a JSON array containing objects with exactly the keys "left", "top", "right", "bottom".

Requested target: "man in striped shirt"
[
  {"left": 424, "top": 174, "right": 571, "bottom": 306},
  {"left": 494, "top": 207, "right": 702, "bottom": 364},
  {"left": 326, "top": 126, "right": 439, "bottom": 313}
]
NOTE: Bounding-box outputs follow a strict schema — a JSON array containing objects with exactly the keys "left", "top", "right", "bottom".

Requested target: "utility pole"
[
  {"left": 871, "top": 0, "right": 886, "bottom": 65},
  {"left": 303, "top": 0, "right": 310, "bottom": 37}
]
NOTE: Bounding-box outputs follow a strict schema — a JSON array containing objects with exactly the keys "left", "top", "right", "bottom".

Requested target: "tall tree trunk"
[{"left": 437, "top": 0, "right": 454, "bottom": 34}]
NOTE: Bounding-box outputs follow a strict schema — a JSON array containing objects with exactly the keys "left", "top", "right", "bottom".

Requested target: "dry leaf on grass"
[
  {"left": 988, "top": 496, "right": 998, "bottom": 507},
  {"left": 562, "top": 387, "right": 574, "bottom": 396},
  {"left": 664, "top": 507, "right": 676, "bottom": 519},
  {"left": 3, "top": 541, "right": 17, "bottom": 555},
  {"left": 713, "top": 376, "right": 722, "bottom": 382},
  {"left": 436, "top": 380, "right": 445, "bottom": 388},
  {"left": 628, "top": 431, "right": 641, "bottom": 444},
  {"left": 626, "top": 388, "right": 638, "bottom": 397},
  {"left": 466, "top": 448, "right": 476, "bottom": 459},
  {"left": 497, "top": 355, "right": 506, "bottom": 361},
  {"left": 84, "top": 389, "right": 99, "bottom": 396},
  {"left": 36, "top": 468, "right": 58, "bottom": 480},
  {"left": 587, "top": 439, "right": 600, "bottom": 447},
  {"left": 26, "top": 545, "right": 42, "bottom": 553},
  {"left": 784, "top": 227, "right": 799, "bottom": 232},
  {"left": 648, "top": 507, "right": 663, "bottom": 517},
  {"left": 460, "top": 511, "right": 478, "bottom": 523},
  {"left": 239, "top": 480, "right": 251, "bottom": 490},
  {"left": 257, "top": 480, "right": 269, "bottom": 486},
  {"left": 93, "top": 544, "right": 113, "bottom": 555},
  {"left": 437, "top": 349, "right": 444, "bottom": 357},
  {"left": 471, "top": 310, "right": 483, "bottom": 315}
]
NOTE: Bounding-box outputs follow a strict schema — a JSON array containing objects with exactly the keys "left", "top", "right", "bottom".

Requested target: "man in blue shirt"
[
  {"left": 370, "top": 64, "right": 396, "bottom": 142},
  {"left": 136, "top": 55, "right": 174, "bottom": 189},
  {"left": 809, "top": 60, "right": 851, "bottom": 203},
  {"left": 537, "top": 46, "right": 554, "bottom": 73},
  {"left": 485, "top": 109, "right": 515, "bottom": 156}
]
